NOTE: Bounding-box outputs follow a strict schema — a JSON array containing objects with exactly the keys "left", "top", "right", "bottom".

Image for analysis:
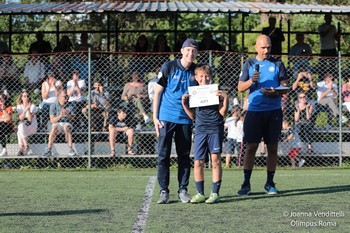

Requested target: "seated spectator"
[
  {"left": 121, "top": 71, "right": 151, "bottom": 125},
  {"left": 199, "top": 31, "right": 225, "bottom": 51},
  {"left": 294, "top": 93, "right": 314, "bottom": 154},
  {"left": 40, "top": 71, "right": 63, "bottom": 131},
  {"left": 82, "top": 80, "right": 110, "bottom": 131},
  {"left": 316, "top": 72, "right": 348, "bottom": 127},
  {"left": 71, "top": 53, "right": 95, "bottom": 83},
  {"left": 0, "top": 51, "right": 20, "bottom": 94},
  {"left": 108, "top": 108, "right": 135, "bottom": 157},
  {"left": 281, "top": 119, "right": 305, "bottom": 168},
  {"left": 67, "top": 70, "right": 86, "bottom": 130},
  {"left": 288, "top": 32, "right": 313, "bottom": 78},
  {"left": 0, "top": 94, "right": 14, "bottom": 157},
  {"left": 23, "top": 50, "right": 46, "bottom": 90},
  {"left": 342, "top": 76, "right": 350, "bottom": 115},
  {"left": 42, "top": 90, "right": 77, "bottom": 157},
  {"left": 16, "top": 90, "right": 38, "bottom": 156},
  {"left": 292, "top": 69, "right": 318, "bottom": 124}
]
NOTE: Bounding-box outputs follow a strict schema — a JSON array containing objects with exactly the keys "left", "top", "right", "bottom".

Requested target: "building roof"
[{"left": 0, "top": 1, "right": 350, "bottom": 15}]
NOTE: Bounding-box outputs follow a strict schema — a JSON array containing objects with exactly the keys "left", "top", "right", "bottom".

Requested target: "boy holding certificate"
[{"left": 181, "top": 64, "right": 229, "bottom": 204}]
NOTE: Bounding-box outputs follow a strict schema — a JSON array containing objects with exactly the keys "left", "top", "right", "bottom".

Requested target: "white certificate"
[{"left": 188, "top": 84, "right": 219, "bottom": 108}]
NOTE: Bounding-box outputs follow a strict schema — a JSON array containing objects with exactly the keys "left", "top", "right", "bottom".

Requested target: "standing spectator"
[
  {"left": 121, "top": 71, "right": 151, "bottom": 125},
  {"left": 0, "top": 51, "right": 19, "bottom": 94},
  {"left": 16, "top": 90, "right": 38, "bottom": 156},
  {"left": 295, "top": 93, "right": 314, "bottom": 154},
  {"left": 173, "top": 32, "right": 187, "bottom": 52},
  {"left": 342, "top": 76, "right": 350, "bottom": 115},
  {"left": 0, "top": 34, "right": 9, "bottom": 54},
  {"left": 288, "top": 33, "right": 313, "bottom": 78},
  {"left": 29, "top": 31, "right": 52, "bottom": 54},
  {"left": 40, "top": 71, "right": 63, "bottom": 131},
  {"left": 54, "top": 36, "right": 73, "bottom": 53},
  {"left": 153, "top": 34, "right": 171, "bottom": 52},
  {"left": 108, "top": 108, "right": 135, "bottom": 157},
  {"left": 82, "top": 80, "right": 110, "bottom": 131},
  {"left": 237, "top": 35, "right": 289, "bottom": 195},
  {"left": 148, "top": 69, "right": 161, "bottom": 112},
  {"left": 318, "top": 14, "right": 340, "bottom": 73},
  {"left": 75, "top": 32, "right": 94, "bottom": 52},
  {"left": 262, "top": 17, "right": 285, "bottom": 56},
  {"left": 224, "top": 106, "right": 240, "bottom": 168},
  {"left": 316, "top": 72, "right": 347, "bottom": 127},
  {"left": 181, "top": 64, "right": 228, "bottom": 204},
  {"left": 42, "top": 90, "right": 77, "bottom": 157},
  {"left": 67, "top": 70, "right": 86, "bottom": 129},
  {"left": 0, "top": 94, "right": 13, "bottom": 157},
  {"left": 153, "top": 38, "right": 199, "bottom": 204},
  {"left": 23, "top": 50, "right": 46, "bottom": 90},
  {"left": 281, "top": 119, "right": 305, "bottom": 168},
  {"left": 198, "top": 31, "right": 225, "bottom": 51},
  {"left": 130, "top": 34, "right": 149, "bottom": 77}
]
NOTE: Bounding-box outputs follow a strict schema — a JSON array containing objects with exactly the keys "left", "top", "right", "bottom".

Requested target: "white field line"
[{"left": 131, "top": 176, "right": 156, "bottom": 233}]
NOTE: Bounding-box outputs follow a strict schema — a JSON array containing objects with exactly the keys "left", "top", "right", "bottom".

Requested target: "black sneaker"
[{"left": 237, "top": 182, "right": 251, "bottom": 196}]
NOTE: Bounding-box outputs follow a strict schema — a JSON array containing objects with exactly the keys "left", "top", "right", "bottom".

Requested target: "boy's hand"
[{"left": 182, "top": 94, "right": 190, "bottom": 104}]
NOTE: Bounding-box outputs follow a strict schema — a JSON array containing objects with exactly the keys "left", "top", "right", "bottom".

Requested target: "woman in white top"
[
  {"left": 40, "top": 71, "right": 62, "bottom": 131},
  {"left": 16, "top": 90, "right": 38, "bottom": 156}
]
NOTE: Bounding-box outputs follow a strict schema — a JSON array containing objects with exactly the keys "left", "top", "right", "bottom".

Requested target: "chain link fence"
[{"left": 0, "top": 51, "right": 349, "bottom": 169}]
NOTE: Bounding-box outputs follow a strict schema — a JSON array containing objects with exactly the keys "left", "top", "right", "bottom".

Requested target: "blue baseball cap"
[{"left": 181, "top": 38, "right": 198, "bottom": 50}]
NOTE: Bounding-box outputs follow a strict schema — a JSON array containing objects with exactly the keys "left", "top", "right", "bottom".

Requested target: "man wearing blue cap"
[{"left": 153, "top": 38, "right": 198, "bottom": 204}]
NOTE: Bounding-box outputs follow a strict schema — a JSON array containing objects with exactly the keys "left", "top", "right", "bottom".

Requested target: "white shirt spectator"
[
  {"left": 67, "top": 79, "right": 86, "bottom": 102},
  {"left": 316, "top": 80, "right": 337, "bottom": 101}
]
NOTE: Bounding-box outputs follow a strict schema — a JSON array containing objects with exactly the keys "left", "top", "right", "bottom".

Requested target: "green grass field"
[{"left": 1, "top": 168, "right": 350, "bottom": 233}]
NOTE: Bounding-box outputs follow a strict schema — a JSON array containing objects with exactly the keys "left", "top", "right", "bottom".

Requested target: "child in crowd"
[
  {"left": 281, "top": 119, "right": 305, "bottom": 168},
  {"left": 236, "top": 111, "right": 245, "bottom": 168},
  {"left": 224, "top": 106, "right": 240, "bottom": 168},
  {"left": 108, "top": 108, "right": 135, "bottom": 157},
  {"left": 182, "top": 64, "right": 228, "bottom": 204}
]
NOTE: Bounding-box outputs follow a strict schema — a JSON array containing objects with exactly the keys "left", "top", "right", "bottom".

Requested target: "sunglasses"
[{"left": 299, "top": 96, "right": 306, "bottom": 99}]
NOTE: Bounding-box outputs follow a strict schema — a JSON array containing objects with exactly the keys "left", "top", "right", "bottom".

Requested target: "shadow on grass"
[
  {"left": 0, "top": 209, "right": 107, "bottom": 217},
  {"left": 220, "top": 185, "right": 350, "bottom": 203}
]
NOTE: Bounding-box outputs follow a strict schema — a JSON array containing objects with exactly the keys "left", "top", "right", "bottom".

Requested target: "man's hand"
[
  {"left": 251, "top": 72, "right": 260, "bottom": 83},
  {"left": 153, "top": 119, "right": 164, "bottom": 137}
]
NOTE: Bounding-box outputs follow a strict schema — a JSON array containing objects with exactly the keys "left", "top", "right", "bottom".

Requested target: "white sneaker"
[
  {"left": 68, "top": 148, "right": 77, "bottom": 157},
  {"left": 143, "top": 115, "right": 151, "bottom": 124},
  {"left": 0, "top": 148, "right": 7, "bottom": 157},
  {"left": 341, "top": 116, "right": 348, "bottom": 124},
  {"left": 298, "top": 159, "right": 305, "bottom": 167}
]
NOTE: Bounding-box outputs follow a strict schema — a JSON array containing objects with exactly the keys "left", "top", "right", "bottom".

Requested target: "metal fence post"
[
  {"left": 338, "top": 52, "right": 343, "bottom": 167},
  {"left": 88, "top": 49, "right": 92, "bottom": 168}
]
